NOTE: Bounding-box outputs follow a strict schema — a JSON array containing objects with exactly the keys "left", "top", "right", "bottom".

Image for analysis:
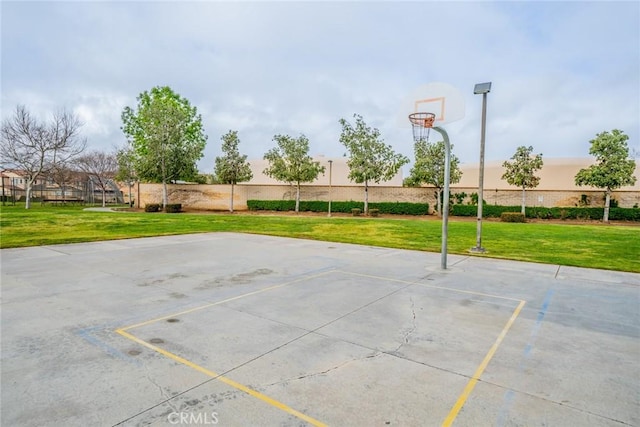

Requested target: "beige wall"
[{"left": 136, "top": 182, "right": 640, "bottom": 212}]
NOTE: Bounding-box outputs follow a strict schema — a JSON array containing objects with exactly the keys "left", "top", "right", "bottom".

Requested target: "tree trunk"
[
  {"left": 162, "top": 180, "right": 168, "bottom": 209},
  {"left": 604, "top": 189, "right": 611, "bottom": 223},
  {"left": 295, "top": 182, "right": 300, "bottom": 213},
  {"left": 128, "top": 183, "right": 133, "bottom": 207},
  {"left": 364, "top": 181, "right": 369, "bottom": 214},
  {"left": 521, "top": 187, "right": 526, "bottom": 215},
  {"left": 102, "top": 189, "right": 107, "bottom": 207},
  {"left": 230, "top": 182, "right": 235, "bottom": 213},
  {"left": 25, "top": 180, "right": 33, "bottom": 209},
  {"left": 436, "top": 189, "right": 442, "bottom": 217}
]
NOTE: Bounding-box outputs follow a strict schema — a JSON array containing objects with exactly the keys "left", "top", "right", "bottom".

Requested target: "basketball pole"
[{"left": 432, "top": 126, "right": 451, "bottom": 270}]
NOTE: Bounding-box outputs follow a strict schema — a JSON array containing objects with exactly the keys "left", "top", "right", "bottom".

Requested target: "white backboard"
[{"left": 397, "top": 82, "right": 465, "bottom": 127}]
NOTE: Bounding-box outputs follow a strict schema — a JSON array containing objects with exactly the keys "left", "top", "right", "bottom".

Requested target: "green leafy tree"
[
  {"left": 502, "top": 145, "right": 544, "bottom": 214},
  {"left": 214, "top": 130, "right": 253, "bottom": 212},
  {"left": 339, "top": 114, "right": 409, "bottom": 214},
  {"left": 121, "top": 86, "right": 207, "bottom": 208},
  {"left": 407, "top": 139, "right": 462, "bottom": 216},
  {"left": 263, "top": 134, "right": 325, "bottom": 212},
  {"left": 575, "top": 130, "right": 636, "bottom": 222}
]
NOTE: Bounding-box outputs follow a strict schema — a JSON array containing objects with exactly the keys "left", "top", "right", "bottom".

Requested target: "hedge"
[
  {"left": 451, "top": 205, "right": 522, "bottom": 218},
  {"left": 247, "top": 200, "right": 429, "bottom": 215},
  {"left": 451, "top": 204, "right": 639, "bottom": 221},
  {"left": 501, "top": 212, "right": 526, "bottom": 223},
  {"left": 145, "top": 203, "right": 161, "bottom": 212},
  {"left": 164, "top": 203, "right": 182, "bottom": 213}
]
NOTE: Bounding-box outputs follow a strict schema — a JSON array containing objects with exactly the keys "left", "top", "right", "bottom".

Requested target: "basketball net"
[{"left": 409, "top": 112, "right": 435, "bottom": 143}]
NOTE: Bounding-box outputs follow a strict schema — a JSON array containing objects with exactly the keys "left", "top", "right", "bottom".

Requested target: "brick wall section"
[
  {"left": 136, "top": 183, "right": 249, "bottom": 210},
  {"left": 136, "top": 183, "right": 640, "bottom": 211}
]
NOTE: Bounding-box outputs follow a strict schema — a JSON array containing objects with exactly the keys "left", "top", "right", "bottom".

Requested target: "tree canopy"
[
  {"left": 0, "top": 105, "right": 86, "bottom": 208},
  {"left": 406, "top": 139, "right": 462, "bottom": 216},
  {"left": 214, "top": 130, "right": 253, "bottom": 212},
  {"left": 263, "top": 134, "right": 324, "bottom": 212},
  {"left": 339, "top": 114, "right": 408, "bottom": 213},
  {"left": 121, "top": 86, "right": 207, "bottom": 207},
  {"left": 575, "top": 129, "right": 636, "bottom": 222},
  {"left": 502, "top": 145, "right": 544, "bottom": 214}
]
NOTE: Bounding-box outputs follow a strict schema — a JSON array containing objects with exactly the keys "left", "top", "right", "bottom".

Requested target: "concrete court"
[{"left": 1, "top": 232, "right": 638, "bottom": 427}]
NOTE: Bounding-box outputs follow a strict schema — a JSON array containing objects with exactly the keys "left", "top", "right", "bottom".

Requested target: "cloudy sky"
[{"left": 2, "top": 1, "right": 639, "bottom": 173}]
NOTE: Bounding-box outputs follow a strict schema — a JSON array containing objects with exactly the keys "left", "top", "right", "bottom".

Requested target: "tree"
[
  {"left": 406, "top": 139, "right": 462, "bottom": 216},
  {"left": 121, "top": 86, "right": 207, "bottom": 208},
  {"left": 575, "top": 130, "right": 636, "bottom": 222},
  {"left": 502, "top": 145, "right": 544, "bottom": 214},
  {"left": 214, "top": 130, "right": 253, "bottom": 212},
  {"left": 0, "top": 105, "right": 86, "bottom": 209},
  {"left": 76, "top": 150, "right": 118, "bottom": 207},
  {"left": 115, "top": 144, "right": 137, "bottom": 207},
  {"left": 47, "top": 163, "right": 77, "bottom": 202},
  {"left": 339, "top": 114, "right": 409, "bottom": 214},
  {"left": 263, "top": 134, "right": 325, "bottom": 213}
]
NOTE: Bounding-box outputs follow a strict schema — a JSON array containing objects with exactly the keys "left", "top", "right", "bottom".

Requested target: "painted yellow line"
[
  {"left": 442, "top": 299, "right": 526, "bottom": 427},
  {"left": 116, "top": 329, "right": 327, "bottom": 427},
  {"left": 121, "top": 270, "right": 335, "bottom": 331},
  {"left": 338, "top": 270, "right": 523, "bottom": 302}
]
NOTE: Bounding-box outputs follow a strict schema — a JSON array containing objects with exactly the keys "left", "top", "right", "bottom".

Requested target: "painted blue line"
[
  {"left": 76, "top": 328, "right": 141, "bottom": 366},
  {"left": 496, "top": 288, "right": 554, "bottom": 426}
]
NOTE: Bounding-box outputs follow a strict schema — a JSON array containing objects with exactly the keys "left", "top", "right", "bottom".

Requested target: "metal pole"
[
  {"left": 328, "top": 160, "right": 333, "bottom": 217},
  {"left": 433, "top": 126, "right": 450, "bottom": 270},
  {"left": 472, "top": 92, "right": 488, "bottom": 253}
]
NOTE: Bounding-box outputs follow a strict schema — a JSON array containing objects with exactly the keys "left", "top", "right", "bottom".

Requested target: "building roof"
[{"left": 456, "top": 157, "right": 639, "bottom": 191}]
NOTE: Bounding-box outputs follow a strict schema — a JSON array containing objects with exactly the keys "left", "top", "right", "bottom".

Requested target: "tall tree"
[
  {"left": 575, "top": 130, "right": 636, "bottom": 222},
  {"left": 502, "top": 145, "right": 544, "bottom": 214},
  {"left": 339, "top": 114, "right": 408, "bottom": 214},
  {"left": 47, "top": 164, "right": 76, "bottom": 202},
  {"left": 214, "top": 130, "right": 253, "bottom": 212},
  {"left": 115, "top": 144, "right": 138, "bottom": 207},
  {"left": 406, "top": 139, "right": 462, "bottom": 216},
  {"left": 121, "top": 86, "right": 207, "bottom": 208},
  {"left": 0, "top": 105, "right": 86, "bottom": 209},
  {"left": 263, "top": 134, "right": 324, "bottom": 213},
  {"left": 76, "top": 150, "right": 118, "bottom": 207}
]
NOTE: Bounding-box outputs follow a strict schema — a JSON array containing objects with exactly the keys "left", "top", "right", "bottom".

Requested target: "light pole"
[
  {"left": 471, "top": 82, "right": 491, "bottom": 253},
  {"left": 327, "top": 159, "right": 333, "bottom": 217}
]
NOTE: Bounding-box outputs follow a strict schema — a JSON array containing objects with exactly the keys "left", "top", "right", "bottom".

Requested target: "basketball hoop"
[{"left": 409, "top": 112, "right": 435, "bottom": 143}]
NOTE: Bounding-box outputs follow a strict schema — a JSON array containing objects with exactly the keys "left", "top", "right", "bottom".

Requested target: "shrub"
[
  {"left": 247, "top": 200, "right": 428, "bottom": 215},
  {"left": 351, "top": 208, "right": 361, "bottom": 216},
  {"left": 369, "top": 208, "right": 379, "bottom": 217},
  {"left": 164, "top": 204, "right": 182, "bottom": 213},
  {"left": 450, "top": 204, "right": 520, "bottom": 218},
  {"left": 609, "top": 207, "right": 640, "bottom": 221},
  {"left": 145, "top": 203, "right": 161, "bottom": 212},
  {"left": 501, "top": 212, "right": 525, "bottom": 223}
]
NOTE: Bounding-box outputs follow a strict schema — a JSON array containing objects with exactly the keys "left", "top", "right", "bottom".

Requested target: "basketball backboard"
[{"left": 397, "top": 82, "right": 465, "bottom": 127}]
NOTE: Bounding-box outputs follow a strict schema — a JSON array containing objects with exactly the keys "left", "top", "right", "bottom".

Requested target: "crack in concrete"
[
  {"left": 261, "top": 352, "right": 381, "bottom": 388},
  {"left": 142, "top": 362, "right": 177, "bottom": 412},
  {"left": 393, "top": 296, "right": 418, "bottom": 353}
]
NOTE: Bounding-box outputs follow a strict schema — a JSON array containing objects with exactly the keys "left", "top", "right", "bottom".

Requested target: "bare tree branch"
[{"left": 1, "top": 105, "right": 86, "bottom": 208}]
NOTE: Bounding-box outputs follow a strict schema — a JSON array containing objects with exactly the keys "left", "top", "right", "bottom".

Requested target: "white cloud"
[{"left": 2, "top": 1, "right": 638, "bottom": 172}]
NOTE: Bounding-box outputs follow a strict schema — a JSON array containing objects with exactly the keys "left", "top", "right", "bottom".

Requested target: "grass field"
[{"left": 1, "top": 204, "right": 639, "bottom": 272}]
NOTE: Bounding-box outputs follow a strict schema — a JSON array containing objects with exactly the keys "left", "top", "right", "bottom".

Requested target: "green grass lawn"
[{"left": 1, "top": 204, "right": 639, "bottom": 272}]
